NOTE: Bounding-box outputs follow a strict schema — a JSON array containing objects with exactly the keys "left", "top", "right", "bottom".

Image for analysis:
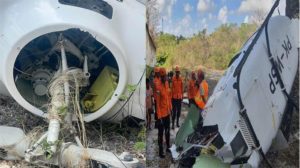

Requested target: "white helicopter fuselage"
[
  {"left": 202, "top": 16, "right": 298, "bottom": 167},
  {"left": 0, "top": 0, "right": 146, "bottom": 122}
]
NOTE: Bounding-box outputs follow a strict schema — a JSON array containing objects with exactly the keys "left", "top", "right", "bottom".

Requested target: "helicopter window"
[{"left": 58, "top": 0, "right": 113, "bottom": 19}]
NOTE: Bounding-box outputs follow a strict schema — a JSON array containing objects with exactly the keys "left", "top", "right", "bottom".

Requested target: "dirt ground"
[{"left": 146, "top": 105, "right": 189, "bottom": 168}]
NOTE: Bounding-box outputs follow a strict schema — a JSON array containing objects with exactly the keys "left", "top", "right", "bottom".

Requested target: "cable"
[
  {"left": 112, "top": 152, "right": 128, "bottom": 168},
  {"left": 14, "top": 67, "right": 33, "bottom": 76},
  {"left": 106, "top": 68, "right": 146, "bottom": 121}
]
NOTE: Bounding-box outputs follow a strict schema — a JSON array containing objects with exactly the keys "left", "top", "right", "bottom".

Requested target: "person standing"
[
  {"left": 188, "top": 71, "right": 197, "bottom": 106},
  {"left": 168, "top": 71, "right": 174, "bottom": 88},
  {"left": 194, "top": 68, "right": 209, "bottom": 130},
  {"left": 153, "top": 67, "right": 161, "bottom": 129},
  {"left": 194, "top": 68, "right": 209, "bottom": 111},
  {"left": 200, "top": 71, "right": 209, "bottom": 103},
  {"left": 171, "top": 65, "right": 183, "bottom": 129},
  {"left": 156, "top": 67, "right": 171, "bottom": 158},
  {"left": 146, "top": 78, "right": 153, "bottom": 129}
]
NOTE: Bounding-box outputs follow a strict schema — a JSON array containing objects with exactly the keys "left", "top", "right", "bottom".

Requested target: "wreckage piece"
[
  {"left": 0, "top": 67, "right": 141, "bottom": 167},
  {"left": 0, "top": 126, "right": 31, "bottom": 160},
  {"left": 171, "top": 15, "right": 299, "bottom": 168},
  {"left": 0, "top": 0, "right": 146, "bottom": 122},
  {"left": 0, "top": 126, "right": 139, "bottom": 167},
  {"left": 61, "top": 145, "right": 139, "bottom": 168}
]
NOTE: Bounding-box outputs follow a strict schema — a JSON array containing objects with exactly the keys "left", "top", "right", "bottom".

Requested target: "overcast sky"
[{"left": 155, "top": 0, "right": 286, "bottom": 36}]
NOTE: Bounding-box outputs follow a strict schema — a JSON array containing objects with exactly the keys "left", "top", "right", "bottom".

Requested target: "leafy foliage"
[
  {"left": 57, "top": 105, "right": 67, "bottom": 118},
  {"left": 119, "top": 84, "right": 138, "bottom": 101},
  {"left": 41, "top": 139, "right": 61, "bottom": 159},
  {"left": 137, "top": 126, "right": 146, "bottom": 141},
  {"left": 134, "top": 142, "right": 146, "bottom": 152},
  {"left": 155, "top": 23, "right": 257, "bottom": 70}
]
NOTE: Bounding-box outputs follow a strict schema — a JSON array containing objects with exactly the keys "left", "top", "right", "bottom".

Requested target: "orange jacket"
[
  {"left": 194, "top": 80, "right": 209, "bottom": 110},
  {"left": 171, "top": 76, "right": 183, "bottom": 99},
  {"left": 156, "top": 80, "right": 172, "bottom": 119},
  {"left": 153, "top": 77, "right": 160, "bottom": 101},
  {"left": 168, "top": 82, "right": 172, "bottom": 110},
  {"left": 201, "top": 80, "right": 209, "bottom": 102},
  {"left": 188, "top": 79, "right": 197, "bottom": 99}
]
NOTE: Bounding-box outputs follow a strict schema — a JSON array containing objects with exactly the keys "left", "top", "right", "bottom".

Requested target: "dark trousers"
[
  {"left": 146, "top": 108, "right": 152, "bottom": 128},
  {"left": 172, "top": 98, "right": 182, "bottom": 125},
  {"left": 154, "top": 100, "right": 159, "bottom": 128},
  {"left": 158, "top": 115, "right": 170, "bottom": 154},
  {"left": 154, "top": 100, "right": 158, "bottom": 119}
]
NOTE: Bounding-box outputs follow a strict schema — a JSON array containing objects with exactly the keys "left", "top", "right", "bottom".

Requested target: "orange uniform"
[
  {"left": 194, "top": 80, "right": 209, "bottom": 110},
  {"left": 156, "top": 68, "right": 171, "bottom": 157},
  {"left": 153, "top": 77, "right": 160, "bottom": 101},
  {"left": 188, "top": 79, "right": 197, "bottom": 99},
  {"left": 200, "top": 80, "right": 209, "bottom": 102},
  {"left": 171, "top": 76, "right": 183, "bottom": 99},
  {"left": 156, "top": 80, "right": 172, "bottom": 119}
]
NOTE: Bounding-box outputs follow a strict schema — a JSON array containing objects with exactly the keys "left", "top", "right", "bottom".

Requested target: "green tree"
[{"left": 155, "top": 23, "right": 257, "bottom": 70}]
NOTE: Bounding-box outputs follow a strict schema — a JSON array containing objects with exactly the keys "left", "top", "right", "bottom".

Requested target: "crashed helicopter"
[{"left": 170, "top": 0, "right": 299, "bottom": 167}]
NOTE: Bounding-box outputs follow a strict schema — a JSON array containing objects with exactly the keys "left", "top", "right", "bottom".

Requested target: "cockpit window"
[{"left": 58, "top": 0, "right": 113, "bottom": 19}]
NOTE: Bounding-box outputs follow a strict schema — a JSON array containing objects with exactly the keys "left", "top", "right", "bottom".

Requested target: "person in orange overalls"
[
  {"left": 188, "top": 71, "right": 197, "bottom": 106},
  {"left": 146, "top": 78, "right": 153, "bottom": 129},
  {"left": 194, "top": 69, "right": 209, "bottom": 111},
  {"left": 171, "top": 66, "right": 183, "bottom": 129},
  {"left": 156, "top": 67, "right": 171, "bottom": 158},
  {"left": 153, "top": 67, "right": 161, "bottom": 129},
  {"left": 194, "top": 68, "right": 209, "bottom": 130},
  {"left": 200, "top": 72, "right": 209, "bottom": 103}
]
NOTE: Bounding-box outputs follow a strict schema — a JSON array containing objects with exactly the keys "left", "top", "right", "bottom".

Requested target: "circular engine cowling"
[{"left": 0, "top": 0, "right": 146, "bottom": 122}]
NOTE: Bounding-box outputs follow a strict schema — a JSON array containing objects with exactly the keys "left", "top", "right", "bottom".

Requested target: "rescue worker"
[
  {"left": 199, "top": 70, "right": 209, "bottom": 103},
  {"left": 156, "top": 67, "right": 171, "bottom": 158},
  {"left": 146, "top": 78, "right": 153, "bottom": 129},
  {"left": 188, "top": 71, "right": 197, "bottom": 106},
  {"left": 153, "top": 67, "right": 161, "bottom": 129},
  {"left": 194, "top": 68, "right": 209, "bottom": 111},
  {"left": 168, "top": 71, "right": 174, "bottom": 88},
  {"left": 171, "top": 65, "right": 183, "bottom": 129}
]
